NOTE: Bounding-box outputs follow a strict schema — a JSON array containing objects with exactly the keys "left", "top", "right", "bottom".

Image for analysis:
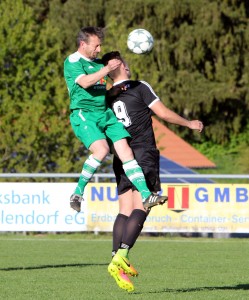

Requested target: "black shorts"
[{"left": 113, "top": 147, "right": 161, "bottom": 195}]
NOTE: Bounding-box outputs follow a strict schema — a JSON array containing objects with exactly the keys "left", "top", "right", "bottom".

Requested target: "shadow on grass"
[
  {"left": 0, "top": 263, "right": 108, "bottom": 271},
  {"left": 133, "top": 284, "right": 249, "bottom": 295}
]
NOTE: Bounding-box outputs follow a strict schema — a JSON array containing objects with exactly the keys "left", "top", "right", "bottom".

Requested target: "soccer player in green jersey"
[{"left": 64, "top": 27, "right": 167, "bottom": 214}]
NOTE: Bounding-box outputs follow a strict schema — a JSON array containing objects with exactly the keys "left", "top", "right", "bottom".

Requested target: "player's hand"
[
  {"left": 106, "top": 59, "right": 122, "bottom": 72},
  {"left": 188, "top": 120, "right": 204, "bottom": 132}
]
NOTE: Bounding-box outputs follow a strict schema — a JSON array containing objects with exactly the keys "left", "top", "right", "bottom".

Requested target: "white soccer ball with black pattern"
[{"left": 127, "top": 29, "right": 154, "bottom": 54}]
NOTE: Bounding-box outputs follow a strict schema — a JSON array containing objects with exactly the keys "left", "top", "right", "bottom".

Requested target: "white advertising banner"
[
  {"left": 0, "top": 182, "right": 248, "bottom": 233},
  {"left": 0, "top": 182, "right": 87, "bottom": 231}
]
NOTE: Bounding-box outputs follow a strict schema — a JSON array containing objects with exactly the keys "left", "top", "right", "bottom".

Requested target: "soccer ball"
[{"left": 127, "top": 29, "right": 154, "bottom": 54}]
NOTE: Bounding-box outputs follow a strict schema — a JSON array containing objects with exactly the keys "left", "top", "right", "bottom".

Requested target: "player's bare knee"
[{"left": 95, "top": 145, "right": 110, "bottom": 161}]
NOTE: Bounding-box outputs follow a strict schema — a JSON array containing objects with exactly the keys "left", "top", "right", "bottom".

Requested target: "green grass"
[{"left": 0, "top": 234, "right": 249, "bottom": 300}]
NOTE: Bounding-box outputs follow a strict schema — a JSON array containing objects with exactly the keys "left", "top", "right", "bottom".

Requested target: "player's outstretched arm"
[{"left": 151, "top": 101, "right": 204, "bottom": 132}]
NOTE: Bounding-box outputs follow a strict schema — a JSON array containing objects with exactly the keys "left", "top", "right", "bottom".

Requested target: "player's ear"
[
  {"left": 120, "top": 62, "right": 126, "bottom": 70},
  {"left": 80, "top": 40, "right": 88, "bottom": 48}
]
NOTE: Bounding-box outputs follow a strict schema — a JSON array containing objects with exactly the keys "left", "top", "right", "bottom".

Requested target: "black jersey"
[{"left": 106, "top": 80, "right": 160, "bottom": 149}]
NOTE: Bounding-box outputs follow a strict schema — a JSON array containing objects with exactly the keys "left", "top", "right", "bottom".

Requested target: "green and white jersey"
[{"left": 64, "top": 51, "right": 107, "bottom": 111}]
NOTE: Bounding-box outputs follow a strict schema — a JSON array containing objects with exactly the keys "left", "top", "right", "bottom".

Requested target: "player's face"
[{"left": 81, "top": 35, "right": 101, "bottom": 60}]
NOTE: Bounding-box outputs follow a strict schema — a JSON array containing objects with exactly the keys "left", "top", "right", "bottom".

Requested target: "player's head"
[
  {"left": 102, "top": 51, "right": 131, "bottom": 79},
  {"left": 77, "top": 27, "right": 104, "bottom": 60}
]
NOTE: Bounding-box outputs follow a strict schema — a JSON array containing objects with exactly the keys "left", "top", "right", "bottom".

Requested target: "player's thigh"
[
  {"left": 119, "top": 190, "right": 134, "bottom": 216},
  {"left": 104, "top": 108, "right": 130, "bottom": 144},
  {"left": 132, "top": 190, "right": 145, "bottom": 211},
  {"left": 70, "top": 110, "right": 106, "bottom": 149}
]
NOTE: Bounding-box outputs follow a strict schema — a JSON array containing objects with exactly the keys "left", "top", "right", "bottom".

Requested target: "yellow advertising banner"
[
  {"left": 0, "top": 182, "right": 248, "bottom": 232},
  {"left": 86, "top": 183, "right": 249, "bottom": 233}
]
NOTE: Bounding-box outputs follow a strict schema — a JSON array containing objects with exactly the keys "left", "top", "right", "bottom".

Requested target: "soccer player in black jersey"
[{"left": 102, "top": 51, "right": 204, "bottom": 292}]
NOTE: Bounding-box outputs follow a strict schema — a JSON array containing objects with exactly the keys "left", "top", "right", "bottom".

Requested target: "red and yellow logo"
[{"left": 167, "top": 185, "right": 189, "bottom": 212}]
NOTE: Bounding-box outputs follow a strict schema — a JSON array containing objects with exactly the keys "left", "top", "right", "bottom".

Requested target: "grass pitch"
[{"left": 0, "top": 234, "right": 249, "bottom": 300}]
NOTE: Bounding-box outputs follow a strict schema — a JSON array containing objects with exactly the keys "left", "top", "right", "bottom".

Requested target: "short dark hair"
[
  {"left": 77, "top": 27, "right": 105, "bottom": 47},
  {"left": 102, "top": 51, "right": 122, "bottom": 66}
]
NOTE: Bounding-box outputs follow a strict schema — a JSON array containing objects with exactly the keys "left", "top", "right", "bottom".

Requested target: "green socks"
[
  {"left": 74, "top": 155, "right": 101, "bottom": 195},
  {"left": 122, "top": 159, "right": 151, "bottom": 201}
]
